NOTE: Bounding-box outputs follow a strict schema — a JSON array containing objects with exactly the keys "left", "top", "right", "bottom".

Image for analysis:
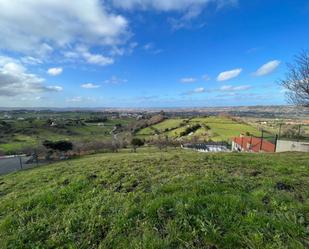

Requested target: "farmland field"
[
  {"left": 0, "top": 148, "right": 308, "bottom": 248},
  {"left": 0, "top": 113, "right": 280, "bottom": 155},
  {"left": 137, "top": 116, "right": 264, "bottom": 141},
  {"left": 0, "top": 117, "right": 133, "bottom": 154}
]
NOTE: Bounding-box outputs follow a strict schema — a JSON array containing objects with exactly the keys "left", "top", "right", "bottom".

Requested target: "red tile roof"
[{"left": 233, "top": 136, "right": 275, "bottom": 153}]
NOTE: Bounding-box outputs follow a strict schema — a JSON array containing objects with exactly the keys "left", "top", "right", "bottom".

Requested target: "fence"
[{"left": 0, "top": 155, "right": 38, "bottom": 175}]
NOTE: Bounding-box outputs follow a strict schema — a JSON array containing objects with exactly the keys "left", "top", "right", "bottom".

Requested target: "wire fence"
[{"left": 0, "top": 155, "right": 39, "bottom": 175}]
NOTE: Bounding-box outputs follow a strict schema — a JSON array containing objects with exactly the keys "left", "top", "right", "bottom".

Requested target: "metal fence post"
[
  {"left": 278, "top": 123, "right": 282, "bottom": 140},
  {"left": 19, "top": 156, "right": 23, "bottom": 169},
  {"left": 274, "top": 134, "right": 278, "bottom": 152},
  {"left": 260, "top": 130, "right": 264, "bottom": 152}
]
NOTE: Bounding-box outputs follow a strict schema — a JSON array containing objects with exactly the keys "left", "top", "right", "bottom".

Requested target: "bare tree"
[{"left": 279, "top": 50, "right": 309, "bottom": 107}]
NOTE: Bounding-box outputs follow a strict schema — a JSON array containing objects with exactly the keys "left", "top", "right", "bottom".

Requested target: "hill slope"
[
  {"left": 137, "top": 117, "right": 264, "bottom": 141},
  {"left": 0, "top": 149, "right": 308, "bottom": 248}
]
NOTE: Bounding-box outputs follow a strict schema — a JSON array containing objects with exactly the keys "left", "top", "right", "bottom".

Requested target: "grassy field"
[
  {"left": 137, "top": 116, "right": 264, "bottom": 141},
  {"left": 0, "top": 118, "right": 132, "bottom": 154},
  {"left": 0, "top": 148, "right": 308, "bottom": 248},
  {"left": 137, "top": 119, "right": 186, "bottom": 136}
]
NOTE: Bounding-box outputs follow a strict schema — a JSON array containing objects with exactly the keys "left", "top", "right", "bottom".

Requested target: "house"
[{"left": 232, "top": 136, "right": 275, "bottom": 153}]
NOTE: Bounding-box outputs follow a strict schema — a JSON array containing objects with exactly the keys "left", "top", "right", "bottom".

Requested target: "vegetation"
[
  {"left": 0, "top": 148, "right": 308, "bottom": 248},
  {"left": 138, "top": 116, "right": 263, "bottom": 142},
  {"left": 43, "top": 140, "right": 73, "bottom": 153},
  {"left": 131, "top": 138, "right": 145, "bottom": 152},
  {"left": 0, "top": 112, "right": 133, "bottom": 154},
  {"left": 180, "top": 124, "right": 201, "bottom": 137},
  {"left": 279, "top": 50, "right": 309, "bottom": 107}
]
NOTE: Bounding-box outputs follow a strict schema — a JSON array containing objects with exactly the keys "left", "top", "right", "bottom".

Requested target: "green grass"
[
  {"left": 0, "top": 118, "right": 132, "bottom": 153},
  {"left": 137, "top": 116, "right": 263, "bottom": 142},
  {"left": 190, "top": 117, "right": 262, "bottom": 141},
  {"left": 137, "top": 119, "right": 186, "bottom": 136},
  {"left": 0, "top": 148, "right": 308, "bottom": 248}
]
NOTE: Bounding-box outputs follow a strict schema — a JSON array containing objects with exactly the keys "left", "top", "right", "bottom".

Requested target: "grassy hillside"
[
  {"left": 137, "top": 116, "right": 263, "bottom": 142},
  {"left": 0, "top": 118, "right": 132, "bottom": 154},
  {"left": 0, "top": 149, "right": 308, "bottom": 248}
]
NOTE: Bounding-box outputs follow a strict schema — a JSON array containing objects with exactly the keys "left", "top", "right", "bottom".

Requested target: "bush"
[
  {"left": 131, "top": 138, "right": 144, "bottom": 152},
  {"left": 180, "top": 124, "right": 201, "bottom": 137},
  {"left": 43, "top": 140, "right": 73, "bottom": 152}
]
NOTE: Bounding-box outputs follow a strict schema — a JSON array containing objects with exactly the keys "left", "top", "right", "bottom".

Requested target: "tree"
[
  {"left": 131, "top": 138, "right": 144, "bottom": 152},
  {"left": 43, "top": 140, "right": 73, "bottom": 159},
  {"left": 279, "top": 50, "right": 309, "bottom": 107}
]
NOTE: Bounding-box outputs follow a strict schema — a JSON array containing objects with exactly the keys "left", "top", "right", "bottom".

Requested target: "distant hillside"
[
  {"left": 0, "top": 149, "right": 308, "bottom": 248},
  {"left": 1, "top": 105, "right": 308, "bottom": 119}
]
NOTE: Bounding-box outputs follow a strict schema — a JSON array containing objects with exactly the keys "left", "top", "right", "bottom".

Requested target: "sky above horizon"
[{"left": 0, "top": 0, "right": 308, "bottom": 108}]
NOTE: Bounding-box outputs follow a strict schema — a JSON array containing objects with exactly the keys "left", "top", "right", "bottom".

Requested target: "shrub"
[
  {"left": 180, "top": 124, "right": 201, "bottom": 137},
  {"left": 131, "top": 138, "right": 145, "bottom": 152},
  {"left": 43, "top": 140, "right": 73, "bottom": 152}
]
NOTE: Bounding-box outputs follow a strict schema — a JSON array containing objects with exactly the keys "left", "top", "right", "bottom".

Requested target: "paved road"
[{"left": 0, "top": 156, "right": 38, "bottom": 175}]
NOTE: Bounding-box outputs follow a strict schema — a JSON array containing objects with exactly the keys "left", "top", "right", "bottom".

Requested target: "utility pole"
[
  {"left": 274, "top": 134, "right": 278, "bottom": 153},
  {"left": 278, "top": 123, "right": 283, "bottom": 140},
  {"left": 297, "top": 125, "right": 301, "bottom": 142},
  {"left": 260, "top": 130, "right": 264, "bottom": 152}
]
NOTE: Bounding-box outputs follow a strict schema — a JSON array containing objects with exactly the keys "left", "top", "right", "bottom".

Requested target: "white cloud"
[
  {"left": 47, "top": 67, "right": 63, "bottom": 76},
  {"left": 180, "top": 77, "right": 197, "bottom": 83},
  {"left": 0, "top": 0, "right": 128, "bottom": 56},
  {"left": 142, "top": 42, "right": 163, "bottom": 55},
  {"left": 45, "top": 86, "right": 63, "bottom": 92},
  {"left": 184, "top": 87, "right": 205, "bottom": 95},
  {"left": 112, "top": 0, "right": 237, "bottom": 12},
  {"left": 202, "top": 74, "right": 210, "bottom": 81},
  {"left": 81, "top": 83, "right": 100, "bottom": 89},
  {"left": 113, "top": 0, "right": 237, "bottom": 30},
  {"left": 220, "top": 85, "right": 251, "bottom": 91},
  {"left": 254, "top": 60, "right": 281, "bottom": 76},
  {"left": 66, "top": 96, "right": 97, "bottom": 103},
  {"left": 0, "top": 56, "right": 62, "bottom": 97},
  {"left": 73, "top": 45, "right": 114, "bottom": 66},
  {"left": 21, "top": 56, "right": 43, "bottom": 65},
  {"left": 104, "top": 76, "right": 128, "bottom": 84},
  {"left": 217, "top": 68, "right": 242, "bottom": 81},
  {"left": 143, "top": 43, "right": 154, "bottom": 50},
  {"left": 194, "top": 87, "right": 205, "bottom": 93},
  {"left": 66, "top": 96, "right": 83, "bottom": 103}
]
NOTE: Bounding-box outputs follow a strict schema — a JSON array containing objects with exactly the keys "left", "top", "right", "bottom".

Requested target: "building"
[
  {"left": 182, "top": 143, "right": 229, "bottom": 153},
  {"left": 232, "top": 136, "right": 275, "bottom": 153}
]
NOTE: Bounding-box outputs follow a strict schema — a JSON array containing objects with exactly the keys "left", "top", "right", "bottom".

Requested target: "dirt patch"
[
  {"left": 100, "top": 180, "right": 109, "bottom": 188},
  {"left": 125, "top": 180, "right": 139, "bottom": 193},
  {"left": 62, "top": 179, "right": 70, "bottom": 186},
  {"left": 275, "top": 182, "right": 294, "bottom": 191},
  {"left": 296, "top": 193, "right": 304, "bottom": 203},
  {"left": 250, "top": 170, "right": 262, "bottom": 177},
  {"left": 209, "top": 245, "right": 218, "bottom": 249},
  {"left": 114, "top": 184, "right": 122, "bottom": 192},
  {"left": 262, "top": 196, "right": 270, "bottom": 205},
  {"left": 88, "top": 174, "right": 97, "bottom": 180}
]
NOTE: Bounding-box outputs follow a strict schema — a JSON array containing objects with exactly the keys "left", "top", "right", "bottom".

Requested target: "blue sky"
[{"left": 0, "top": 0, "right": 308, "bottom": 108}]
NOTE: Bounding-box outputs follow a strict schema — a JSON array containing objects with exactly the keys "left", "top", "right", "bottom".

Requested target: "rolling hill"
[{"left": 0, "top": 148, "right": 308, "bottom": 248}]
